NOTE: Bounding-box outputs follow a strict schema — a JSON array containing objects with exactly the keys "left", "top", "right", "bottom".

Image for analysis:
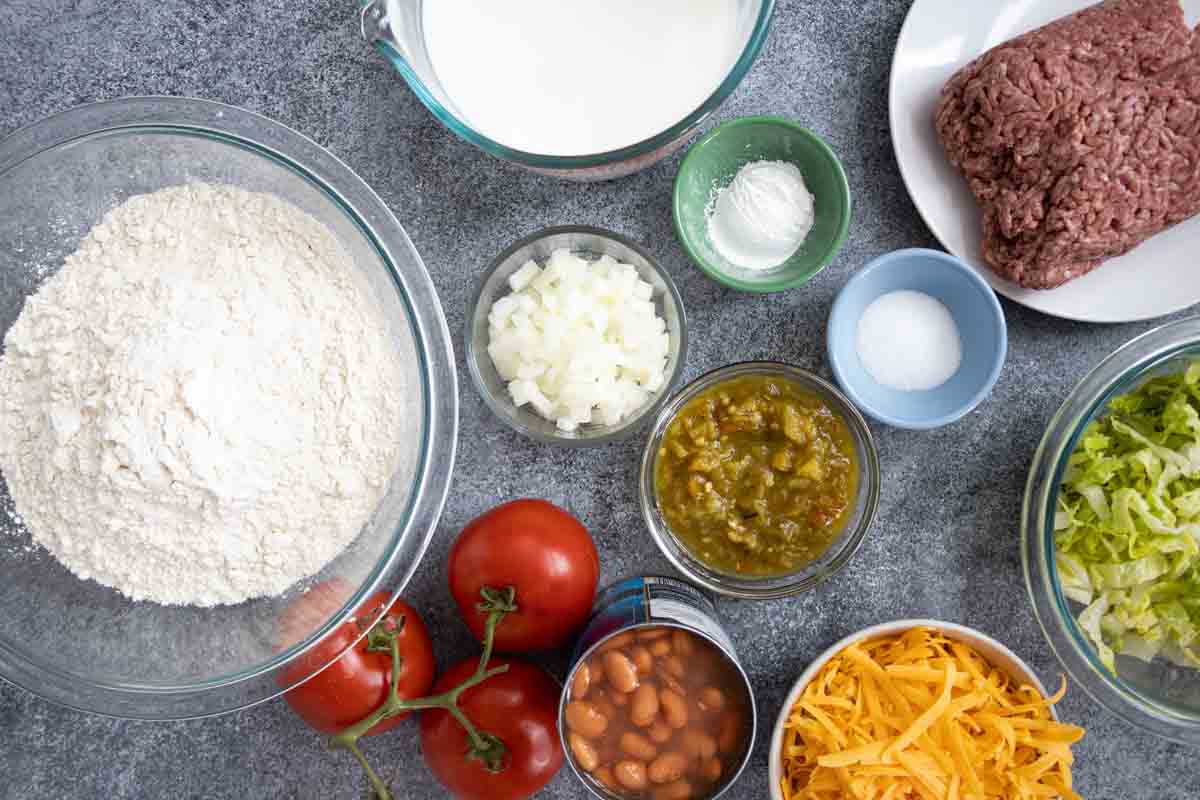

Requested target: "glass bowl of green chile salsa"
[{"left": 639, "top": 362, "right": 880, "bottom": 599}]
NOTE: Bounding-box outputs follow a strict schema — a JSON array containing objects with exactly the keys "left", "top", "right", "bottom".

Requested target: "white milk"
[{"left": 422, "top": 0, "right": 741, "bottom": 156}]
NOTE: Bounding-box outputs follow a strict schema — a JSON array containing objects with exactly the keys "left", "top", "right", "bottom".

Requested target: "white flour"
[{"left": 0, "top": 183, "right": 407, "bottom": 606}]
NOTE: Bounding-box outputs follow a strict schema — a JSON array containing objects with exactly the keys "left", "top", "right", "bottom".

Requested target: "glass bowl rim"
[
  {"left": 1021, "top": 315, "right": 1200, "bottom": 745},
  {"left": 465, "top": 224, "right": 689, "bottom": 448},
  {"left": 638, "top": 360, "right": 881, "bottom": 599},
  {"left": 363, "top": 0, "right": 777, "bottom": 169},
  {"left": 0, "top": 96, "right": 459, "bottom": 719}
]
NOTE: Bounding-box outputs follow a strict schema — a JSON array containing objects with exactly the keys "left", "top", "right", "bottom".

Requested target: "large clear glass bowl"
[
  {"left": 0, "top": 97, "right": 458, "bottom": 720},
  {"left": 358, "top": 0, "right": 775, "bottom": 181},
  {"left": 1023, "top": 317, "right": 1200, "bottom": 745}
]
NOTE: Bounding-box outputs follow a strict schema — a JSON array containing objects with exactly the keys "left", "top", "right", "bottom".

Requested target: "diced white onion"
[
  {"left": 508, "top": 260, "right": 540, "bottom": 292},
  {"left": 486, "top": 249, "right": 670, "bottom": 431}
]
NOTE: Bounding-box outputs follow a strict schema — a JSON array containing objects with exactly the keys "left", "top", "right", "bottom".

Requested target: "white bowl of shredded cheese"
[
  {"left": 768, "top": 620, "right": 1082, "bottom": 800},
  {"left": 467, "top": 226, "right": 687, "bottom": 445}
]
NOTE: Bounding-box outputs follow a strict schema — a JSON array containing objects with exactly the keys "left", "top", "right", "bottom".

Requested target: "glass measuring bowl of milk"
[{"left": 361, "top": 0, "right": 774, "bottom": 181}]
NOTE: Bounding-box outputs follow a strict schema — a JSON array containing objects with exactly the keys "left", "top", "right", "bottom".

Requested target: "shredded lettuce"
[{"left": 1056, "top": 364, "right": 1200, "bottom": 673}]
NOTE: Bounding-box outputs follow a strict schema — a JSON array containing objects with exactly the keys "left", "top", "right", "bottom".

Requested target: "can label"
[{"left": 572, "top": 575, "right": 737, "bottom": 663}]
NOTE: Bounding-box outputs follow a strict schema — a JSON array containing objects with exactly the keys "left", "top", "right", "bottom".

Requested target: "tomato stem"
[
  {"left": 329, "top": 587, "right": 518, "bottom": 799},
  {"left": 342, "top": 738, "right": 394, "bottom": 800},
  {"left": 474, "top": 588, "right": 511, "bottom": 674},
  {"left": 388, "top": 636, "right": 403, "bottom": 702},
  {"left": 364, "top": 610, "right": 406, "bottom": 654}
]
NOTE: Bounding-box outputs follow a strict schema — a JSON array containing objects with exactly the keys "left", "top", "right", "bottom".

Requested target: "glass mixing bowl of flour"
[
  {"left": 359, "top": 0, "right": 775, "bottom": 181},
  {"left": 0, "top": 97, "right": 458, "bottom": 719}
]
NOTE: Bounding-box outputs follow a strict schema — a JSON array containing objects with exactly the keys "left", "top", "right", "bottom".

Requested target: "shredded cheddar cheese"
[{"left": 779, "top": 628, "right": 1085, "bottom": 800}]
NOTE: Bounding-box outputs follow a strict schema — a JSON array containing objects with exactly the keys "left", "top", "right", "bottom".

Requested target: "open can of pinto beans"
[{"left": 559, "top": 576, "right": 756, "bottom": 800}]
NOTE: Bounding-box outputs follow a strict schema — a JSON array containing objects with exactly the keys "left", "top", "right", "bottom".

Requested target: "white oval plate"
[{"left": 889, "top": 0, "right": 1200, "bottom": 323}]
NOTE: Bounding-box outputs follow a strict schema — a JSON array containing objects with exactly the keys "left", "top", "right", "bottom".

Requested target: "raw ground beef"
[{"left": 935, "top": 0, "right": 1200, "bottom": 289}]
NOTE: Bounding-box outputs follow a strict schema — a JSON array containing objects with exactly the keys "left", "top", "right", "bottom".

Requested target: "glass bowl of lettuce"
[{"left": 1024, "top": 317, "right": 1200, "bottom": 745}]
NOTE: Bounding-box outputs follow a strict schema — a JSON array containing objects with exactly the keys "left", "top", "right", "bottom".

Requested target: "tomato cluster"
[{"left": 282, "top": 499, "right": 599, "bottom": 800}]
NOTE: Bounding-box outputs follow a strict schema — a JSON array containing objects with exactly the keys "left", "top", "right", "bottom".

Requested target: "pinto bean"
[
  {"left": 620, "top": 731, "right": 659, "bottom": 761},
  {"left": 592, "top": 693, "right": 617, "bottom": 720},
  {"left": 661, "top": 688, "right": 688, "bottom": 729},
  {"left": 648, "top": 718, "right": 674, "bottom": 744},
  {"left": 648, "top": 751, "right": 688, "bottom": 784},
  {"left": 569, "top": 733, "right": 599, "bottom": 771},
  {"left": 680, "top": 729, "right": 717, "bottom": 760},
  {"left": 614, "top": 760, "right": 648, "bottom": 791},
  {"left": 564, "top": 700, "right": 607, "bottom": 739},
  {"left": 631, "top": 645, "right": 654, "bottom": 676},
  {"left": 598, "top": 632, "right": 634, "bottom": 653},
  {"left": 663, "top": 655, "right": 686, "bottom": 679},
  {"left": 631, "top": 683, "right": 660, "bottom": 727},
  {"left": 593, "top": 765, "right": 618, "bottom": 791},
  {"left": 570, "top": 663, "right": 591, "bottom": 699},
  {"left": 605, "top": 650, "right": 640, "bottom": 693},
  {"left": 589, "top": 656, "right": 606, "bottom": 685},
  {"left": 655, "top": 666, "right": 687, "bottom": 697},
  {"left": 697, "top": 686, "right": 726, "bottom": 713}
]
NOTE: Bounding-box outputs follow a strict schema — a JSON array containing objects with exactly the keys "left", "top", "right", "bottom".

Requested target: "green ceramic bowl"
[{"left": 673, "top": 116, "right": 851, "bottom": 293}]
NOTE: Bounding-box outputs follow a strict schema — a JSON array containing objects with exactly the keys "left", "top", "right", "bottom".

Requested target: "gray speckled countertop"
[{"left": 1, "top": 1, "right": 1197, "bottom": 798}]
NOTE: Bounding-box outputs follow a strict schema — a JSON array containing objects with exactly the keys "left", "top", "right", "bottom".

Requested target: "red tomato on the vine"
[
  {"left": 449, "top": 499, "right": 599, "bottom": 652},
  {"left": 279, "top": 585, "right": 435, "bottom": 736},
  {"left": 420, "top": 657, "right": 564, "bottom": 800}
]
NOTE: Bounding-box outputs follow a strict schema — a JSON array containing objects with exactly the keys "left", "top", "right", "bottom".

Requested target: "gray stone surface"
[{"left": 0, "top": 0, "right": 1197, "bottom": 798}]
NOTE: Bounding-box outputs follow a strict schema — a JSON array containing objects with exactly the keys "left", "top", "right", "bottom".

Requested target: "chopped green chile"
[{"left": 654, "top": 376, "right": 857, "bottom": 576}]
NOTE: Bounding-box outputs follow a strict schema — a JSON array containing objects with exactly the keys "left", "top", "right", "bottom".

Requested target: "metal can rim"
[{"left": 557, "top": 620, "right": 758, "bottom": 800}]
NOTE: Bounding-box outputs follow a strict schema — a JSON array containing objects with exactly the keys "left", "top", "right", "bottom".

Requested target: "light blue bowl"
[{"left": 827, "top": 248, "right": 1007, "bottom": 430}]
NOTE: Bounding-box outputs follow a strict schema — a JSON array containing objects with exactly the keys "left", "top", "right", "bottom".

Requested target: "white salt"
[{"left": 855, "top": 290, "right": 962, "bottom": 391}]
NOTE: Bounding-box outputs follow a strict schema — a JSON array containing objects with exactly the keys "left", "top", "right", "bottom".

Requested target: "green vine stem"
[{"left": 328, "top": 586, "right": 518, "bottom": 800}]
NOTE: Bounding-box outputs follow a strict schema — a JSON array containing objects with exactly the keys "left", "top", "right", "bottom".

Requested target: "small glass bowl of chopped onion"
[{"left": 467, "top": 226, "right": 687, "bottom": 446}]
